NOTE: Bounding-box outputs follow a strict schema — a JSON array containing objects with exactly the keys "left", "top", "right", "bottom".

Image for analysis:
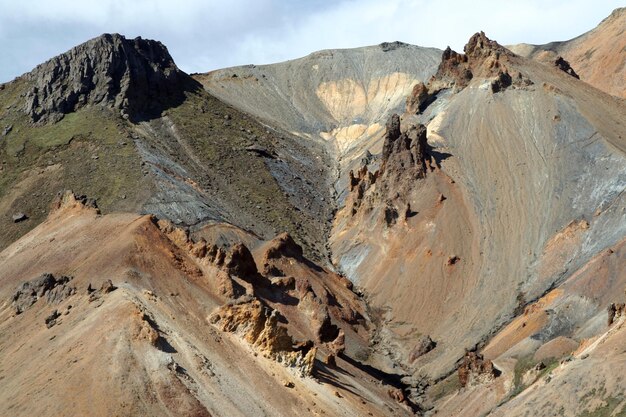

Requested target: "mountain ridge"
[{"left": 0, "top": 12, "right": 625, "bottom": 417}]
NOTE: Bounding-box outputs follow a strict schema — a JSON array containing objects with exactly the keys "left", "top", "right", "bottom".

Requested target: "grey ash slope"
[
  {"left": 195, "top": 42, "right": 442, "bottom": 209},
  {"left": 196, "top": 42, "right": 442, "bottom": 137}
]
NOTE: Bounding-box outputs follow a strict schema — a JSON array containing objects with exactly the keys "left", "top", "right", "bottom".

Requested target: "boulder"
[
  {"left": 458, "top": 349, "right": 500, "bottom": 387},
  {"left": 45, "top": 310, "right": 61, "bottom": 328},
  {"left": 554, "top": 56, "right": 580, "bottom": 79},
  {"left": 12, "top": 273, "right": 75, "bottom": 314},
  {"left": 12, "top": 213, "right": 28, "bottom": 223},
  {"left": 409, "top": 335, "right": 436, "bottom": 362}
]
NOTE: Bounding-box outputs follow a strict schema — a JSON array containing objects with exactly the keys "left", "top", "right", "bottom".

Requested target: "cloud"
[{"left": 0, "top": 0, "right": 622, "bottom": 82}]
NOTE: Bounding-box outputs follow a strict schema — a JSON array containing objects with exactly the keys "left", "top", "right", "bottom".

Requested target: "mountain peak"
[
  {"left": 428, "top": 32, "right": 532, "bottom": 94},
  {"left": 24, "top": 33, "right": 195, "bottom": 123},
  {"left": 463, "top": 31, "right": 510, "bottom": 58}
]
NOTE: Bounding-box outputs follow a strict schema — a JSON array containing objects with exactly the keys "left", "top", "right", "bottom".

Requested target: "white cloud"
[{"left": 0, "top": 0, "right": 622, "bottom": 82}]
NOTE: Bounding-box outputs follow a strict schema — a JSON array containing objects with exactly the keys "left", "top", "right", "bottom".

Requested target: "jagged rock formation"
[
  {"left": 554, "top": 56, "right": 579, "bottom": 79},
  {"left": 457, "top": 350, "right": 499, "bottom": 387},
  {"left": 346, "top": 114, "right": 433, "bottom": 223},
  {"left": 381, "top": 114, "right": 430, "bottom": 180},
  {"left": 52, "top": 190, "right": 100, "bottom": 213},
  {"left": 607, "top": 302, "right": 625, "bottom": 326},
  {"left": 409, "top": 335, "right": 436, "bottom": 363},
  {"left": 11, "top": 273, "right": 75, "bottom": 314},
  {"left": 411, "top": 32, "right": 534, "bottom": 112},
  {"left": 209, "top": 298, "right": 317, "bottom": 376},
  {"left": 441, "top": 32, "right": 520, "bottom": 91},
  {"left": 24, "top": 33, "right": 195, "bottom": 123},
  {"left": 405, "top": 82, "right": 432, "bottom": 114}
]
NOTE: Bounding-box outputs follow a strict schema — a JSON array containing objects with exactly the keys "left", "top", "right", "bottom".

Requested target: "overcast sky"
[{"left": 0, "top": 0, "right": 623, "bottom": 82}]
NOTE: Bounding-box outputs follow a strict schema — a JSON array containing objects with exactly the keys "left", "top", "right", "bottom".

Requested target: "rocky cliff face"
[
  {"left": 24, "top": 33, "right": 195, "bottom": 123},
  {"left": 346, "top": 114, "right": 432, "bottom": 225},
  {"left": 409, "top": 32, "right": 533, "bottom": 114}
]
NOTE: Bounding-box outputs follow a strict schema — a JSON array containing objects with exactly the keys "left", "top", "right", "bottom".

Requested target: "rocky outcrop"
[
  {"left": 24, "top": 33, "right": 197, "bottom": 123},
  {"left": 607, "top": 302, "right": 625, "bottom": 326},
  {"left": 405, "top": 82, "right": 433, "bottom": 114},
  {"left": 12, "top": 213, "right": 28, "bottom": 223},
  {"left": 87, "top": 279, "right": 118, "bottom": 302},
  {"left": 260, "top": 232, "right": 306, "bottom": 277},
  {"left": 154, "top": 218, "right": 264, "bottom": 294},
  {"left": 347, "top": 114, "right": 432, "bottom": 222},
  {"left": 408, "top": 32, "right": 533, "bottom": 110},
  {"left": 381, "top": 114, "right": 429, "bottom": 180},
  {"left": 554, "top": 56, "right": 580, "bottom": 79},
  {"left": 458, "top": 350, "right": 500, "bottom": 387},
  {"left": 209, "top": 298, "right": 316, "bottom": 376},
  {"left": 408, "top": 335, "right": 436, "bottom": 362},
  {"left": 263, "top": 233, "right": 304, "bottom": 260},
  {"left": 296, "top": 279, "right": 342, "bottom": 344},
  {"left": 223, "top": 243, "right": 261, "bottom": 282},
  {"left": 12, "top": 273, "right": 76, "bottom": 314},
  {"left": 431, "top": 46, "right": 473, "bottom": 92},
  {"left": 45, "top": 310, "right": 61, "bottom": 328},
  {"left": 51, "top": 190, "right": 100, "bottom": 214},
  {"left": 438, "top": 31, "right": 525, "bottom": 93}
]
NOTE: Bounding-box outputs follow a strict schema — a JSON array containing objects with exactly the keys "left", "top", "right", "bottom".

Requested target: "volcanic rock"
[
  {"left": 263, "top": 232, "right": 304, "bottom": 260},
  {"left": 45, "top": 310, "right": 61, "bottom": 328},
  {"left": 100, "top": 279, "right": 117, "bottom": 294},
  {"left": 405, "top": 82, "right": 434, "bottom": 114},
  {"left": 458, "top": 350, "right": 500, "bottom": 387},
  {"left": 607, "top": 302, "right": 625, "bottom": 326},
  {"left": 23, "top": 33, "right": 197, "bottom": 123},
  {"left": 224, "top": 243, "right": 262, "bottom": 284},
  {"left": 381, "top": 115, "right": 429, "bottom": 180},
  {"left": 52, "top": 191, "right": 99, "bottom": 214},
  {"left": 12, "top": 213, "right": 28, "bottom": 223},
  {"left": 554, "top": 56, "right": 580, "bottom": 79},
  {"left": 12, "top": 273, "right": 75, "bottom": 314},
  {"left": 429, "top": 32, "right": 532, "bottom": 94},
  {"left": 408, "top": 335, "right": 436, "bottom": 362},
  {"left": 346, "top": 114, "right": 432, "bottom": 221},
  {"left": 209, "top": 298, "right": 317, "bottom": 376}
]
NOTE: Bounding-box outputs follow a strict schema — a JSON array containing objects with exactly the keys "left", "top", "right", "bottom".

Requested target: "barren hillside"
[
  {"left": 509, "top": 7, "right": 626, "bottom": 98},
  {"left": 0, "top": 9, "right": 625, "bottom": 417}
]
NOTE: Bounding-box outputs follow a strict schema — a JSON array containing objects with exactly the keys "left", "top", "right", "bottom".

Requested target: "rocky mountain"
[
  {"left": 0, "top": 8, "right": 625, "bottom": 417},
  {"left": 0, "top": 34, "right": 333, "bottom": 262},
  {"left": 196, "top": 43, "right": 442, "bottom": 200}
]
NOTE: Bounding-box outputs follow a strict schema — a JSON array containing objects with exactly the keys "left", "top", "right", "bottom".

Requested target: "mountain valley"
[{"left": 0, "top": 8, "right": 625, "bottom": 417}]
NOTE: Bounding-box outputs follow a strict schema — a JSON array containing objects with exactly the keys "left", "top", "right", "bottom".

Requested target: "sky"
[{"left": 0, "top": 0, "right": 623, "bottom": 82}]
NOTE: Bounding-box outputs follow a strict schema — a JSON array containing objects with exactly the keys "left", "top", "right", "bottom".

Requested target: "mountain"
[
  {"left": 509, "top": 7, "right": 626, "bottom": 98},
  {"left": 1, "top": 10, "right": 626, "bottom": 417},
  {"left": 195, "top": 43, "right": 442, "bottom": 200},
  {"left": 196, "top": 25, "right": 626, "bottom": 416},
  {"left": 0, "top": 34, "right": 333, "bottom": 262}
]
